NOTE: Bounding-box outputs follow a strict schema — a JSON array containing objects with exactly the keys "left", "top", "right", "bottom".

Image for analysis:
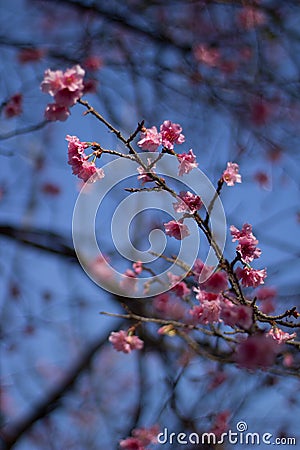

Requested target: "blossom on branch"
[
  {"left": 109, "top": 330, "right": 144, "bottom": 354},
  {"left": 177, "top": 149, "right": 198, "bottom": 176},
  {"left": 164, "top": 220, "right": 190, "bottom": 240},
  {"left": 66, "top": 135, "right": 104, "bottom": 182},
  {"left": 236, "top": 266, "right": 267, "bottom": 287},
  {"left": 267, "top": 327, "right": 296, "bottom": 345},
  {"left": 4, "top": 93, "right": 23, "bottom": 118},
  {"left": 41, "top": 65, "right": 85, "bottom": 121},
  {"left": 173, "top": 191, "right": 203, "bottom": 214},
  {"left": 230, "top": 223, "right": 261, "bottom": 263},
  {"left": 137, "top": 126, "right": 161, "bottom": 152},
  {"left": 236, "top": 334, "right": 280, "bottom": 370},
  {"left": 160, "top": 120, "right": 185, "bottom": 150},
  {"left": 222, "top": 162, "right": 241, "bottom": 186}
]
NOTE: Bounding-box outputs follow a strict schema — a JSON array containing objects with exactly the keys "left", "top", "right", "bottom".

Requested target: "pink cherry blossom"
[
  {"left": 4, "top": 93, "right": 23, "bottom": 118},
  {"left": 137, "top": 126, "right": 161, "bottom": 152},
  {"left": 173, "top": 191, "right": 203, "bottom": 214},
  {"left": 193, "top": 44, "right": 221, "bottom": 67},
  {"left": 41, "top": 65, "right": 85, "bottom": 120},
  {"left": 236, "top": 266, "right": 267, "bottom": 288},
  {"left": 256, "top": 286, "right": 277, "bottom": 301},
  {"left": 177, "top": 149, "right": 198, "bottom": 176},
  {"left": 167, "top": 272, "right": 191, "bottom": 298},
  {"left": 230, "top": 223, "right": 261, "bottom": 263},
  {"left": 221, "top": 299, "right": 253, "bottom": 329},
  {"left": 222, "top": 162, "right": 242, "bottom": 186},
  {"left": 41, "top": 68, "right": 65, "bottom": 95},
  {"left": 62, "top": 65, "right": 85, "bottom": 92},
  {"left": 160, "top": 120, "right": 185, "bottom": 150},
  {"left": 235, "top": 334, "right": 280, "bottom": 370},
  {"left": 190, "top": 289, "right": 222, "bottom": 324},
  {"left": 66, "top": 135, "right": 104, "bottom": 182},
  {"left": 193, "top": 260, "right": 228, "bottom": 293},
  {"left": 45, "top": 103, "right": 70, "bottom": 121},
  {"left": 54, "top": 88, "right": 82, "bottom": 107},
  {"left": 164, "top": 220, "right": 190, "bottom": 240},
  {"left": 109, "top": 330, "right": 144, "bottom": 353},
  {"left": 267, "top": 327, "right": 296, "bottom": 345}
]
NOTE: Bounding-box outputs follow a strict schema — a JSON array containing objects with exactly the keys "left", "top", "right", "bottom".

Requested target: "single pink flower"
[
  {"left": 109, "top": 330, "right": 144, "bottom": 354},
  {"left": 267, "top": 327, "right": 296, "bottom": 345},
  {"left": 235, "top": 334, "right": 280, "bottom": 370},
  {"left": 236, "top": 266, "right": 267, "bottom": 288},
  {"left": 193, "top": 44, "right": 221, "bottom": 67},
  {"left": 164, "top": 220, "right": 190, "bottom": 240},
  {"left": 45, "top": 103, "right": 70, "bottom": 121},
  {"left": 256, "top": 286, "right": 277, "bottom": 301},
  {"left": 79, "top": 161, "right": 105, "bottom": 183},
  {"left": 153, "top": 293, "right": 185, "bottom": 320},
  {"left": 160, "top": 120, "right": 185, "bottom": 150},
  {"left": 4, "top": 93, "right": 23, "bottom": 118},
  {"left": 41, "top": 68, "right": 65, "bottom": 95},
  {"left": 177, "top": 149, "right": 198, "bottom": 176},
  {"left": 137, "top": 126, "right": 161, "bottom": 152},
  {"left": 62, "top": 65, "right": 85, "bottom": 92},
  {"left": 222, "top": 162, "right": 241, "bottom": 186},
  {"left": 41, "top": 182, "right": 61, "bottom": 196},
  {"left": 173, "top": 191, "right": 203, "bottom": 214}
]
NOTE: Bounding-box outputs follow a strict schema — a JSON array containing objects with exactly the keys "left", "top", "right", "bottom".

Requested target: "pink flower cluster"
[
  {"left": 109, "top": 330, "right": 144, "bottom": 354},
  {"left": 235, "top": 334, "right": 280, "bottom": 370},
  {"left": 193, "top": 259, "right": 228, "bottom": 293},
  {"left": 222, "top": 162, "right": 241, "bottom": 186},
  {"left": 177, "top": 149, "right": 198, "bottom": 176},
  {"left": 267, "top": 327, "right": 296, "bottom": 345},
  {"left": 164, "top": 220, "right": 190, "bottom": 240},
  {"left": 66, "top": 135, "right": 104, "bottom": 182},
  {"left": 120, "top": 425, "right": 159, "bottom": 450},
  {"left": 190, "top": 289, "right": 223, "bottom": 324},
  {"left": 231, "top": 223, "right": 267, "bottom": 287},
  {"left": 137, "top": 120, "right": 185, "bottom": 152},
  {"left": 41, "top": 65, "right": 85, "bottom": 121},
  {"left": 236, "top": 266, "right": 267, "bottom": 288},
  {"left": 173, "top": 191, "right": 203, "bottom": 214},
  {"left": 221, "top": 300, "right": 253, "bottom": 330},
  {"left": 230, "top": 223, "right": 261, "bottom": 264},
  {"left": 4, "top": 93, "right": 23, "bottom": 118}
]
